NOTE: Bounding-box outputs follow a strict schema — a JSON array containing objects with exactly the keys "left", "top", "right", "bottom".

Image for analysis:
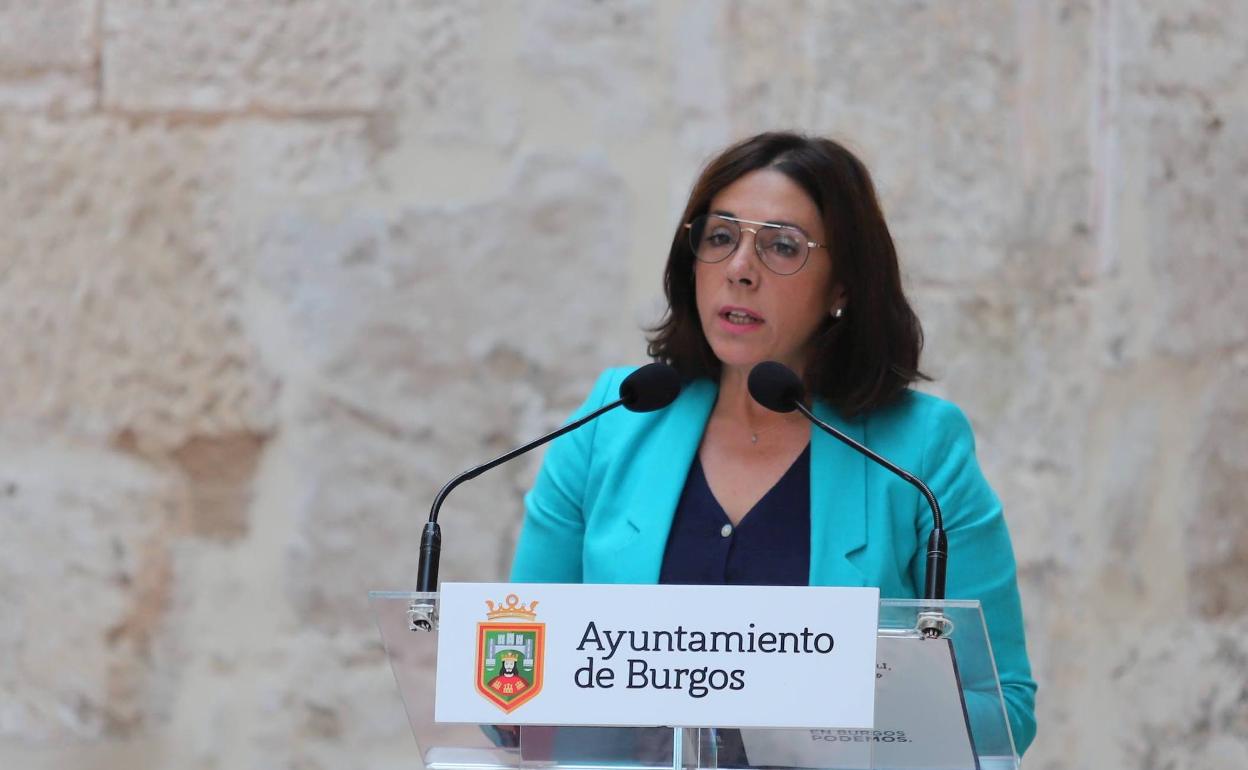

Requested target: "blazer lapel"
[
  {"left": 610, "top": 379, "right": 716, "bottom": 583},
  {"left": 595, "top": 383, "right": 869, "bottom": 587},
  {"left": 809, "top": 400, "right": 869, "bottom": 586}
]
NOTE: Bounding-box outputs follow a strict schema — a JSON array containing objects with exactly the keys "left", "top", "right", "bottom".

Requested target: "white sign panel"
[
  {"left": 435, "top": 582, "right": 879, "bottom": 729},
  {"left": 741, "top": 636, "right": 977, "bottom": 769}
]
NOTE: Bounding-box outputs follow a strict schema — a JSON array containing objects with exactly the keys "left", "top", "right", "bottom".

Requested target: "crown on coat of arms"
[
  {"left": 498, "top": 650, "right": 522, "bottom": 661},
  {"left": 485, "top": 593, "right": 539, "bottom": 621}
]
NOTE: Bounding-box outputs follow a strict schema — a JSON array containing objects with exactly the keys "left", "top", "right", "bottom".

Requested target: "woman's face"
[{"left": 694, "top": 168, "right": 844, "bottom": 378}]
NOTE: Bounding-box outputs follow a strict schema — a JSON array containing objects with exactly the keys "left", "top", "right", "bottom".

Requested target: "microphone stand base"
[
  {"left": 916, "top": 610, "right": 953, "bottom": 639},
  {"left": 408, "top": 598, "right": 438, "bottom": 632}
]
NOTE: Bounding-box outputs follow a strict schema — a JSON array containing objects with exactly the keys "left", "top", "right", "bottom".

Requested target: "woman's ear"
[{"left": 829, "top": 283, "right": 848, "bottom": 318}]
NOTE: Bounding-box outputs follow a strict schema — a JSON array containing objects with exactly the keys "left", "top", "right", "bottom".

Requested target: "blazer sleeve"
[
  {"left": 509, "top": 369, "right": 619, "bottom": 583},
  {"left": 909, "top": 398, "right": 1038, "bottom": 755}
]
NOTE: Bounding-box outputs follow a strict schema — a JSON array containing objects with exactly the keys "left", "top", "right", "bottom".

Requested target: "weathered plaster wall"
[{"left": 1, "top": 2, "right": 1244, "bottom": 768}]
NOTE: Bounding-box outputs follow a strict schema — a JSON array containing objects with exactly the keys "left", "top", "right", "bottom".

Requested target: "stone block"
[
  {"left": 1106, "top": 619, "right": 1248, "bottom": 768},
  {"left": 1186, "top": 365, "right": 1248, "bottom": 620},
  {"left": 153, "top": 527, "right": 414, "bottom": 769},
  {"left": 805, "top": 1, "right": 1024, "bottom": 284},
  {"left": 233, "top": 117, "right": 374, "bottom": 197},
  {"left": 1034, "top": 614, "right": 1248, "bottom": 767},
  {"left": 667, "top": 1, "right": 733, "bottom": 203},
  {"left": 520, "top": 0, "right": 659, "bottom": 135},
  {"left": 0, "top": 439, "right": 183, "bottom": 740},
  {"left": 0, "top": 1, "right": 97, "bottom": 112},
  {"left": 0, "top": 1, "right": 95, "bottom": 71},
  {"left": 0, "top": 70, "right": 96, "bottom": 113},
  {"left": 912, "top": 284, "right": 1101, "bottom": 606},
  {"left": 0, "top": 115, "right": 301, "bottom": 451},
  {"left": 261, "top": 154, "right": 633, "bottom": 630},
  {"left": 103, "top": 0, "right": 378, "bottom": 112},
  {"left": 102, "top": 0, "right": 505, "bottom": 127},
  {"left": 1118, "top": 0, "right": 1248, "bottom": 355},
  {"left": 670, "top": 2, "right": 1099, "bottom": 288},
  {"left": 712, "top": 0, "right": 821, "bottom": 133},
  {"left": 379, "top": 0, "right": 518, "bottom": 147}
]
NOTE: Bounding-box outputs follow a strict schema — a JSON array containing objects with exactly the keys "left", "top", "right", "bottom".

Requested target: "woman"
[{"left": 510, "top": 132, "right": 1036, "bottom": 754}]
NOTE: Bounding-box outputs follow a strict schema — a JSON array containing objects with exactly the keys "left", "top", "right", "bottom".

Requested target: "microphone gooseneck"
[
  {"left": 414, "top": 363, "right": 682, "bottom": 597},
  {"left": 747, "top": 362, "right": 949, "bottom": 609}
]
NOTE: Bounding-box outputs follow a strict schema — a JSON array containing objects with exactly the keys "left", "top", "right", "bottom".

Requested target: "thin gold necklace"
[
  {"left": 748, "top": 415, "right": 799, "bottom": 444},
  {"left": 749, "top": 425, "right": 776, "bottom": 444}
]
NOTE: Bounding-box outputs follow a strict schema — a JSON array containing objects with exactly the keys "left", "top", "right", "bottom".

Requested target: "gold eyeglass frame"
[{"left": 684, "top": 214, "right": 827, "bottom": 276}]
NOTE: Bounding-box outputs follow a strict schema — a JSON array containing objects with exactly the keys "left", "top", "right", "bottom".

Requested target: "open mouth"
[{"left": 721, "top": 308, "right": 763, "bottom": 325}]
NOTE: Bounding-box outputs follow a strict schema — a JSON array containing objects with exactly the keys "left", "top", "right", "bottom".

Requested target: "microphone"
[
  {"left": 410, "top": 363, "right": 682, "bottom": 629},
  {"left": 748, "top": 362, "right": 950, "bottom": 631}
]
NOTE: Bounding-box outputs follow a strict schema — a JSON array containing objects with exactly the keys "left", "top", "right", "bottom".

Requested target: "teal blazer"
[{"left": 511, "top": 368, "right": 1036, "bottom": 754}]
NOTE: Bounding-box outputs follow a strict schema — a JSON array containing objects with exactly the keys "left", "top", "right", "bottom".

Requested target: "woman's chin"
[
  {"left": 710, "top": 346, "right": 771, "bottom": 372},
  {"left": 710, "top": 343, "right": 808, "bottom": 377}
]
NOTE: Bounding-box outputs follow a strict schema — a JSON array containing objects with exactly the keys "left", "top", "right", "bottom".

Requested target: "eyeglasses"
[{"left": 685, "top": 214, "right": 826, "bottom": 276}]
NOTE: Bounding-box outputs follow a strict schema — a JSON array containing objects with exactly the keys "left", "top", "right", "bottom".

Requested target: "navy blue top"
[{"left": 658, "top": 445, "right": 811, "bottom": 586}]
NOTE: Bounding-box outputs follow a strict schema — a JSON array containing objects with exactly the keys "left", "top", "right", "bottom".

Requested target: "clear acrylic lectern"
[{"left": 370, "top": 592, "right": 1019, "bottom": 770}]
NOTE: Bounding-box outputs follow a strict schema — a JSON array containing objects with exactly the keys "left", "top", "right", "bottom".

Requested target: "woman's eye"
[
  {"left": 706, "top": 231, "right": 735, "bottom": 247},
  {"left": 769, "top": 239, "right": 800, "bottom": 258}
]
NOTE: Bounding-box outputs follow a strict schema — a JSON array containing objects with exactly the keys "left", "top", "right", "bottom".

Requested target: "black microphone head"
[
  {"left": 619, "top": 363, "right": 682, "bottom": 412},
  {"left": 748, "top": 361, "right": 805, "bottom": 413}
]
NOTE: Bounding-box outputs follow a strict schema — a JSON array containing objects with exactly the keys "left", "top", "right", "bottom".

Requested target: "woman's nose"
[{"left": 725, "top": 229, "right": 760, "bottom": 285}]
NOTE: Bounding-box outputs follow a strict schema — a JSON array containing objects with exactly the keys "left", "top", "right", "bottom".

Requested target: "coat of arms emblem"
[{"left": 475, "top": 594, "right": 545, "bottom": 712}]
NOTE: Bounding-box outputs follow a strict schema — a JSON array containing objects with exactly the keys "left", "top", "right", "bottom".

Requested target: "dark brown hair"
[{"left": 647, "top": 131, "right": 927, "bottom": 416}]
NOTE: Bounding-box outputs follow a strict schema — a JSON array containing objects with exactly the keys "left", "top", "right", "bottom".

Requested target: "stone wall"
[{"left": 1, "top": 2, "right": 1244, "bottom": 768}]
